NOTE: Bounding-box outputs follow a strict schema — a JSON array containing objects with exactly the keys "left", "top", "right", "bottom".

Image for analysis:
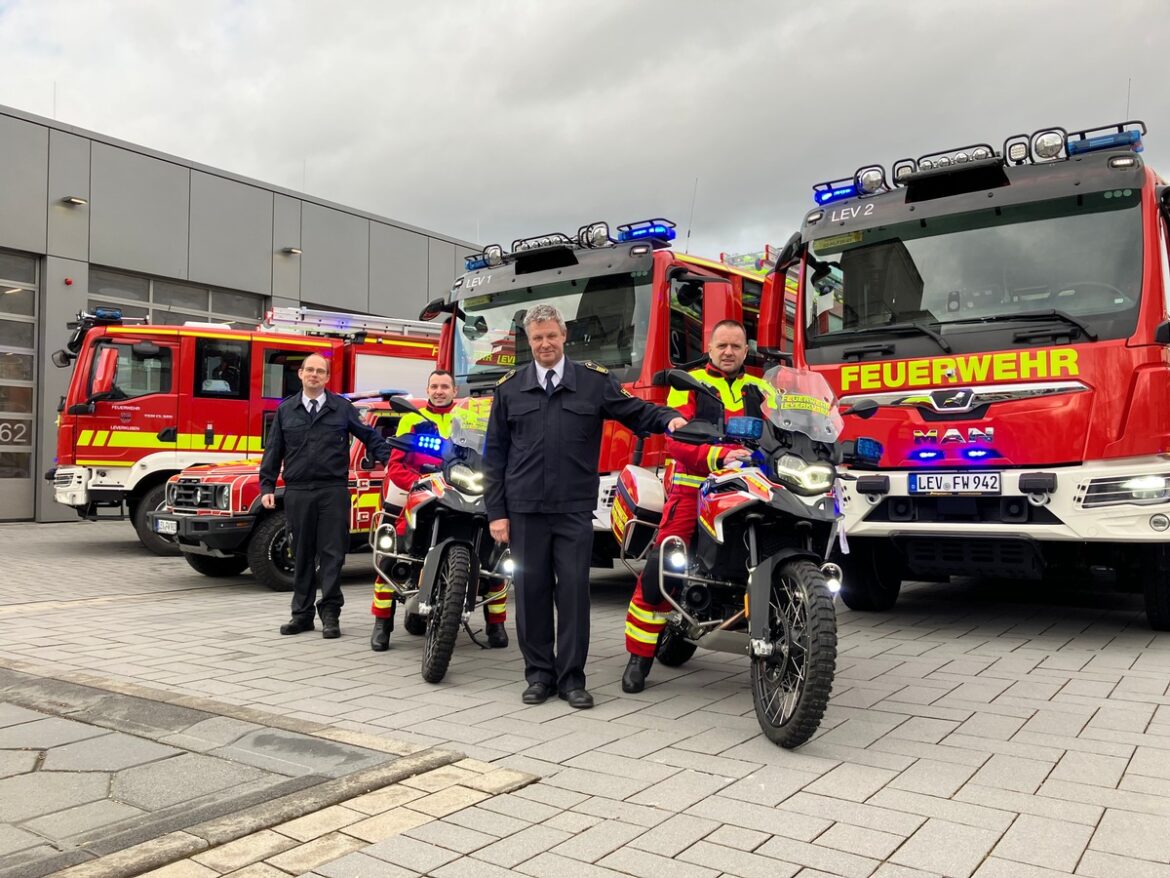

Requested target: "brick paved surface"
[{"left": 4, "top": 520, "right": 1170, "bottom": 877}]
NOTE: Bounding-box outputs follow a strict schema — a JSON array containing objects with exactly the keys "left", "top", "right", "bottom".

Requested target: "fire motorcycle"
[
  {"left": 611, "top": 363, "right": 867, "bottom": 748},
  {"left": 370, "top": 396, "right": 513, "bottom": 684}
]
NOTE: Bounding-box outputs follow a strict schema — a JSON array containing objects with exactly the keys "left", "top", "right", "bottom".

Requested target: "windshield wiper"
[
  {"left": 938, "top": 309, "right": 1098, "bottom": 341},
  {"left": 832, "top": 321, "right": 952, "bottom": 354}
]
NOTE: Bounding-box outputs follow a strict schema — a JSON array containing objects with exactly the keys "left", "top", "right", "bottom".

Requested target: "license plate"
[
  {"left": 909, "top": 472, "right": 1001, "bottom": 495},
  {"left": 154, "top": 518, "right": 178, "bottom": 535}
]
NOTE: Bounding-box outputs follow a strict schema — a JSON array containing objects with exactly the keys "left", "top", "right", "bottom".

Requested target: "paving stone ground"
[{"left": 4, "top": 520, "right": 1170, "bottom": 877}]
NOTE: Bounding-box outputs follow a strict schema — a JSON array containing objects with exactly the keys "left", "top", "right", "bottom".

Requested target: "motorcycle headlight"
[
  {"left": 216, "top": 485, "right": 231, "bottom": 510},
  {"left": 447, "top": 463, "right": 484, "bottom": 495},
  {"left": 773, "top": 454, "right": 836, "bottom": 495}
]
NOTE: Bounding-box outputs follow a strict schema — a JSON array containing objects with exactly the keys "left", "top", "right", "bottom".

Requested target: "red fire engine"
[
  {"left": 420, "top": 218, "right": 789, "bottom": 563},
  {"left": 775, "top": 120, "right": 1170, "bottom": 628},
  {"left": 49, "top": 306, "right": 440, "bottom": 554}
]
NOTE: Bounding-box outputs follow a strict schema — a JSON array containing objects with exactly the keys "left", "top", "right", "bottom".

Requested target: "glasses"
[{"left": 300, "top": 367, "right": 329, "bottom": 375}]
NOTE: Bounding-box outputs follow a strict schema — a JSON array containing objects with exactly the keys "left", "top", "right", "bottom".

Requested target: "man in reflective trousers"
[
  {"left": 484, "top": 303, "right": 686, "bottom": 709},
  {"left": 622, "top": 319, "right": 776, "bottom": 692},
  {"left": 369, "top": 369, "right": 508, "bottom": 650}
]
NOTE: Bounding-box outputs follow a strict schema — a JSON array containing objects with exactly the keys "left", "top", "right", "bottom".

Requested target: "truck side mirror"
[
  {"left": 92, "top": 347, "right": 118, "bottom": 399},
  {"left": 1156, "top": 319, "right": 1170, "bottom": 345},
  {"left": 51, "top": 349, "right": 75, "bottom": 368},
  {"left": 420, "top": 297, "right": 448, "bottom": 321}
]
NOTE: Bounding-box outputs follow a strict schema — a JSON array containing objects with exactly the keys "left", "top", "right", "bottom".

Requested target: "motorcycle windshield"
[
  {"left": 762, "top": 364, "right": 844, "bottom": 443},
  {"left": 447, "top": 397, "right": 493, "bottom": 456}
]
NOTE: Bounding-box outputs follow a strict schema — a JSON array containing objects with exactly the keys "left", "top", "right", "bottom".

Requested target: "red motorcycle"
[{"left": 612, "top": 363, "right": 854, "bottom": 748}]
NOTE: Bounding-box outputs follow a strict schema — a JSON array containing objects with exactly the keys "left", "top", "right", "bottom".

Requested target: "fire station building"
[{"left": 0, "top": 103, "right": 478, "bottom": 522}]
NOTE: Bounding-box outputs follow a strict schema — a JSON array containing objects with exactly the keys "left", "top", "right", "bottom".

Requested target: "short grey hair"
[{"left": 522, "top": 303, "right": 567, "bottom": 334}]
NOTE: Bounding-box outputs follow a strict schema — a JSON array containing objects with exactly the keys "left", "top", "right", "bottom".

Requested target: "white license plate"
[
  {"left": 154, "top": 518, "right": 178, "bottom": 535},
  {"left": 909, "top": 472, "right": 1001, "bottom": 495}
]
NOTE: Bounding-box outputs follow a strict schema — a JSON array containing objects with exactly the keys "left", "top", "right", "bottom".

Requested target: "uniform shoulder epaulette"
[
  {"left": 583, "top": 361, "right": 609, "bottom": 374},
  {"left": 497, "top": 369, "right": 516, "bottom": 386}
]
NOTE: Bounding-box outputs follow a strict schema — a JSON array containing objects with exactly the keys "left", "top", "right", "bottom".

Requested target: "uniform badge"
[
  {"left": 620, "top": 387, "right": 633, "bottom": 398},
  {"left": 584, "top": 361, "right": 609, "bottom": 374},
  {"left": 497, "top": 369, "right": 516, "bottom": 386}
]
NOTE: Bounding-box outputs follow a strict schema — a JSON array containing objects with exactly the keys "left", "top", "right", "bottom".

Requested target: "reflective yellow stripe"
[
  {"left": 78, "top": 430, "right": 94, "bottom": 446},
  {"left": 627, "top": 603, "right": 665, "bottom": 625},
  {"left": 105, "top": 432, "right": 177, "bottom": 448},
  {"left": 208, "top": 434, "right": 223, "bottom": 450},
  {"left": 706, "top": 446, "right": 723, "bottom": 470},
  {"left": 625, "top": 622, "right": 660, "bottom": 644},
  {"left": 373, "top": 596, "right": 396, "bottom": 608},
  {"left": 76, "top": 459, "right": 134, "bottom": 466},
  {"left": 671, "top": 473, "right": 704, "bottom": 488},
  {"left": 94, "top": 430, "right": 109, "bottom": 447},
  {"left": 223, "top": 435, "right": 237, "bottom": 451},
  {"left": 356, "top": 493, "right": 381, "bottom": 508}
]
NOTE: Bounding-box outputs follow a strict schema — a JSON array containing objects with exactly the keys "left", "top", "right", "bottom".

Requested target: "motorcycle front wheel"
[
  {"left": 751, "top": 559, "right": 837, "bottom": 749},
  {"left": 420, "top": 543, "right": 471, "bottom": 684}
]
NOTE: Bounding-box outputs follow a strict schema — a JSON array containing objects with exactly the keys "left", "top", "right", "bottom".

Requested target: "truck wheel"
[
  {"left": 183, "top": 553, "right": 249, "bottom": 577},
  {"left": 838, "top": 538, "right": 902, "bottom": 612},
  {"left": 132, "top": 483, "right": 182, "bottom": 557},
  {"left": 1143, "top": 547, "right": 1170, "bottom": 631},
  {"left": 247, "top": 512, "right": 295, "bottom": 592}
]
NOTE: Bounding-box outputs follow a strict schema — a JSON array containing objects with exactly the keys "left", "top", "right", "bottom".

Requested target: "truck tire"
[
  {"left": 132, "top": 482, "right": 182, "bottom": 557},
  {"left": 183, "top": 553, "right": 249, "bottom": 578},
  {"left": 1144, "top": 547, "right": 1170, "bottom": 631},
  {"left": 838, "top": 538, "right": 902, "bottom": 612},
  {"left": 247, "top": 512, "right": 295, "bottom": 592}
]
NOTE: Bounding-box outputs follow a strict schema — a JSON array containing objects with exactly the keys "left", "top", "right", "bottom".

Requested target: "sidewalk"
[{"left": 3, "top": 520, "right": 1170, "bottom": 877}]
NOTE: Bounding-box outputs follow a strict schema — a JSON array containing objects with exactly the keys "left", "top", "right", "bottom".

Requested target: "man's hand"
[
  {"left": 723, "top": 448, "right": 753, "bottom": 464},
  {"left": 261, "top": 493, "right": 276, "bottom": 510},
  {"left": 489, "top": 518, "right": 510, "bottom": 544},
  {"left": 667, "top": 416, "right": 687, "bottom": 432}
]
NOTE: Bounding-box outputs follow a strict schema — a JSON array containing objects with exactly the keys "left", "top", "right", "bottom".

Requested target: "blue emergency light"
[
  {"left": 814, "top": 183, "right": 859, "bottom": 206},
  {"left": 616, "top": 219, "right": 676, "bottom": 243},
  {"left": 725, "top": 416, "right": 764, "bottom": 440},
  {"left": 414, "top": 434, "right": 443, "bottom": 453},
  {"left": 465, "top": 254, "right": 491, "bottom": 271},
  {"left": 94, "top": 307, "right": 123, "bottom": 321},
  {"left": 854, "top": 437, "right": 883, "bottom": 463},
  {"left": 1067, "top": 128, "right": 1143, "bottom": 156},
  {"left": 912, "top": 448, "right": 942, "bottom": 462}
]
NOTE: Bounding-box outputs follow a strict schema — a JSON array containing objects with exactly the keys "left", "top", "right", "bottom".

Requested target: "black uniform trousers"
[
  {"left": 510, "top": 510, "right": 594, "bottom": 693},
  {"left": 284, "top": 484, "right": 350, "bottom": 622}
]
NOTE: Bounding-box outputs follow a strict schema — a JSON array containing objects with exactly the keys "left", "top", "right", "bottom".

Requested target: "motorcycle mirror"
[
  {"left": 670, "top": 420, "right": 723, "bottom": 445},
  {"left": 388, "top": 395, "right": 423, "bottom": 416},
  {"left": 666, "top": 369, "right": 714, "bottom": 396}
]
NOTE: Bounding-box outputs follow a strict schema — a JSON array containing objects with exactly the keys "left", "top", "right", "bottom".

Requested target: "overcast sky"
[{"left": 1, "top": 0, "right": 1165, "bottom": 259}]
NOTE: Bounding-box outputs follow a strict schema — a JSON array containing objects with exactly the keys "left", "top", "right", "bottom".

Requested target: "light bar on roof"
[
  {"left": 1066, "top": 121, "right": 1146, "bottom": 156},
  {"left": 615, "top": 218, "right": 676, "bottom": 243}
]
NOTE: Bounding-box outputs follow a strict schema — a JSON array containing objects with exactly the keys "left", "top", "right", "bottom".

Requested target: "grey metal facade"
[{"left": 0, "top": 103, "right": 477, "bottom": 522}]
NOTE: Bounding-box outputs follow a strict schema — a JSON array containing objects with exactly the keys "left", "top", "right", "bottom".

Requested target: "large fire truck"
[
  {"left": 773, "top": 120, "right": 1170, "bottom": 628},
  {"left": 419, "top": 218, "right": 787, "bottom": 563},
  {"left": 49, "top": 306, "right": 440, "bottom": 554}
]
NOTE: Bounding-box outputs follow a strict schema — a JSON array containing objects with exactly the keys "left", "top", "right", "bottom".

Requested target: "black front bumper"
[{"left": 147, "top": 511, "right": 256, "bottom": 554}]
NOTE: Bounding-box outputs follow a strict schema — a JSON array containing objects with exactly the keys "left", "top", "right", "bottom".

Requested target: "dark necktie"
[
  {"left": 308, "top": 398, "right": 318, "bottom": 420},
  {"left": 545, "top": 371, "right": 556, "bottom": 396}
]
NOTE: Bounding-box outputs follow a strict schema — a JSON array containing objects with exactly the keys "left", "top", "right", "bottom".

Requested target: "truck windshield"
[
  {"left": 453, "top": 271, "right": 652, "bottom": 386},
  {"left": 805, "top": 188, "right": 1143, "bottom": 348}
]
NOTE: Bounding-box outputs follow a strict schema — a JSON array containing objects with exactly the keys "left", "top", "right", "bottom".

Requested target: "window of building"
[
  {"left": 0, "top": 251, "right": 36, "bottom": 487},
  {"left": 263, "top": 349, "right": 308, "bottom": 399},
  {"left": 194, "top": 338, "right": 249, "bottom": 399},
  {"left": 89, "top": 341, "right": 173, "bottom": 399},
  {"left": 87, "top": 268, "right": 265, "bottom": 330},
  {"left": 669, "top": 277, "right": 705, "bottom": 366}
]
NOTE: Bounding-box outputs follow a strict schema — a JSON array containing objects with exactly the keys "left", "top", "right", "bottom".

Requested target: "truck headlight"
[
  {"left": 216, "top": 485, "right": 231, "bottom": 510},
  {"left": 773, "top": 454, "right": 836, "bottom": 495},
  {"left": 447, "top": 464, "right": 484, "bottom": 495},
  {"left": 1084, "top": 474, "right": 1170, "bottom": 508}
]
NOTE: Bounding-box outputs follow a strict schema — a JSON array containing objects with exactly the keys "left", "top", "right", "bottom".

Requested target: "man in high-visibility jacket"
[
  {"left": 370, "top": 369, "right": 508, "bottom": 651},
  {"left": 621, "top": 320, "right": 774, "bottom": 692}
]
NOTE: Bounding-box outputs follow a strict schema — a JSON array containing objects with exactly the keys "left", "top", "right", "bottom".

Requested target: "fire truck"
[
  {"left": 49, "top": 306, "right": 440, "bottom": 555},
  {"left": 774, "top": 120, "right": 1170, "bottom": 628},
  {"left": 147, "top": 399, "right": 401, "bottom": 587},
  {"left": 419, "top": 218, "right": 787, "bottom": 563}
]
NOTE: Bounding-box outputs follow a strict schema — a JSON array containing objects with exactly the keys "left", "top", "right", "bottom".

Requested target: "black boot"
[
  {"left": 485, "top": 622, "right": 508, "bottom": 649},
  {"left": 622, "top": 655, "right": 654, "bottom": 693},
  {"left": 370, "top": 617, "right": 393, "bottom": 651},
  {"left": 321, "top": 612, "right": 341, "bottom": 639}
]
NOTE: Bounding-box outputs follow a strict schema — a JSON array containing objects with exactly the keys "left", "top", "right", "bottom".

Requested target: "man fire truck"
[
  {"left": 420, "top": 218, "right": 787, "bottom": 563},
  {"left": 49, "top": 306, "right": 440, "bottom": 555},
  {"left": 775, "top": 120, "right": 1170, "bottom": 629}
]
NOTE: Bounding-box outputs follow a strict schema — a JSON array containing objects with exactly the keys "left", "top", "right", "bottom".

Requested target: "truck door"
[
  {"left": 73, "top": 336, "right": 179, "bottom": 468},
  {"left": 178, "top": 334, "right": 253, "bottom": 459},
  {"left": 248, "top": 338, "right": 339, "bottom": 456}
]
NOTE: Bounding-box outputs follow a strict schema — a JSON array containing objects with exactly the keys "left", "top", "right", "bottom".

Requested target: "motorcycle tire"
[
  {"left": 246, "top": 512, "right": 296, "bottom": 592},
  {"left": 420, "top": 543, "right": 471, "bottom": 684},
  {"left": 655, "top": 624, "right": 697, "bottom": 667},
  {"left": 751, "top": 559, "right": 837, "bottom": 749},
  {"left": 183, "top": 553, "right": 249, "bottom": 577}
]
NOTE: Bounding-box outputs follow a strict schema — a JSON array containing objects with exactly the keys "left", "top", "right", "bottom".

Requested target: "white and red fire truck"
[{"left": 49, "top": 306, "right": 440, "bottom": 554}]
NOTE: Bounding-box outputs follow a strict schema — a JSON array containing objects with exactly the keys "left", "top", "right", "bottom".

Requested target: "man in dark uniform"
[
  {"left": 484, "top": 303, "right": 686, "bottom": 709},
  {"left": 260, "top": 352, "right": 391, "bottom": 638}
]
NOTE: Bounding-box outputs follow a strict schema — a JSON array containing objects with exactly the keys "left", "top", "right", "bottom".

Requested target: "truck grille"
[
  {"left": 170, "top": 478, "right": 219, "bottom": 511},
  {"left": 55, "top": 471, "right": 78, "bottom": 490}
]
